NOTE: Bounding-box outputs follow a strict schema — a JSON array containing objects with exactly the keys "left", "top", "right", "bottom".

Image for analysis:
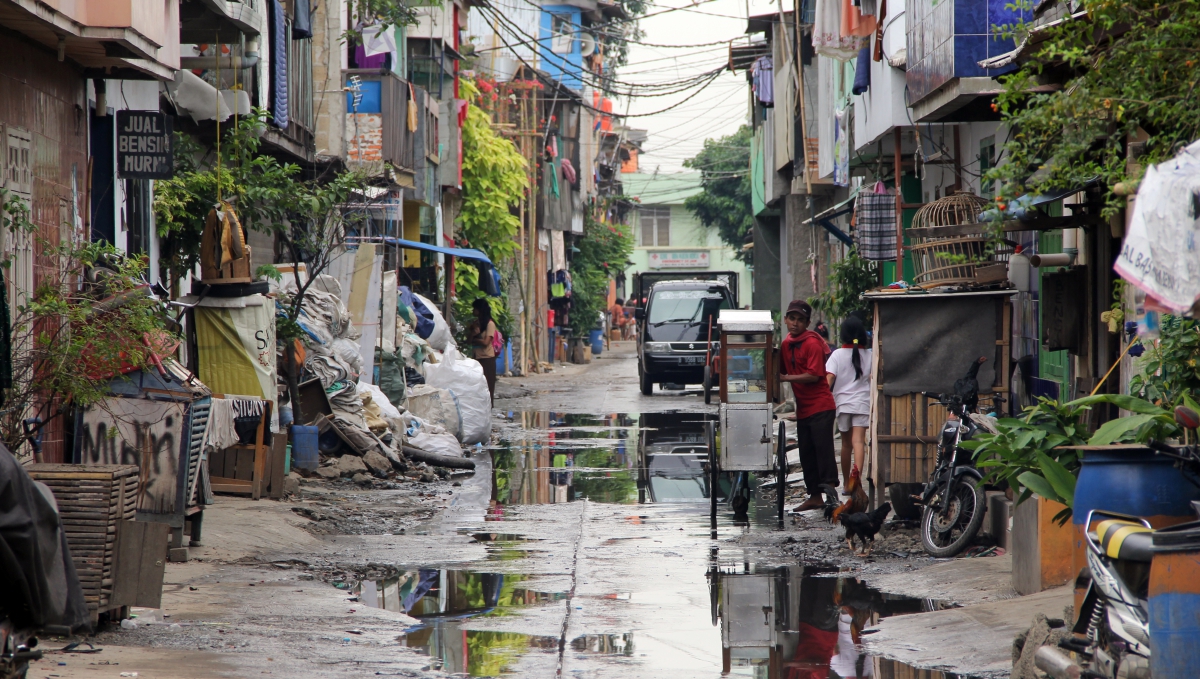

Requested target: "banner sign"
[
  {"left": 116, "top": 110, "right": 173, "bottom": 179},
  {"left": 649, "top": 251, "right": 710, "bottom": 269}
]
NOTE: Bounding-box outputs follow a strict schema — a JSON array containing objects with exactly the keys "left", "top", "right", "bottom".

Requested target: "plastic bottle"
[{"left": 1007, "top": 244, "right": 1031, "bottom": 292}]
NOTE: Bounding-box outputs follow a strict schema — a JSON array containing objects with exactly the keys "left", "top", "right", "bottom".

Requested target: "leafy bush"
[{"left": 1130, "top": 314, "right": 1200, "bottom": 407}]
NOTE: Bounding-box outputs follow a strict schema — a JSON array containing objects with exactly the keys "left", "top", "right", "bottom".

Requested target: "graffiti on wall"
[{"left": 78, "top": 398, "right": 186, "bottom": 514}]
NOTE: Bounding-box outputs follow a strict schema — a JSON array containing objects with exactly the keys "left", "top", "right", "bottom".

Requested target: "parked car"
[{"left": 634, "top": 275, "right": 737, "bottom": 395}]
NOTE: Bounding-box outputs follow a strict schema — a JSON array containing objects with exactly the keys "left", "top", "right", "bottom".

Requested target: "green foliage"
[
  {"left": 684, "top": 125, "right": 754, "bottom": 262},
  {"left": 964, "top": 398, "right": 1089, "bottom": 518},
  {"left": 568, "top": 213, "right": 634, "bottom": 337},
  {"left": 154, "top": 111, "right": 369, "bottom": 287},
  {"left": 809, "top": 250, "right": 878, "bottom": 323},
  {"left": 966, "top": 393, "right": 1183, "bottom": 524},
  {"left": 986, "top": 0, "right": 1200, "bottom": 219},
  {"left": 1130, "top": 314, "right": 1200, "bottom": 407},
  {"left": 459, "top": 79, "right": 528, "bottom": 261},
  {"left": 1, "top": 239, "right": 176, "bottom": 452},
  {"left": 344, "top": 0, "right": 421, "bottom": 40}
]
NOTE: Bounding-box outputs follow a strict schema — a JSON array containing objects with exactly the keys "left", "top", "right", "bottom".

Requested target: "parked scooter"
[
  {"left": 916, "top": 358, "right": 996, "bottom": 557},
  {"left": 1035, "top": 407, "right": 1200, "bottom": 679}
]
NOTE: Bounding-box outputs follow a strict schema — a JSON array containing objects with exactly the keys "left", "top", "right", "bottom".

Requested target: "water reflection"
[
  {"left": 356, "top": 568, "right": 564, "bottom": 676},
  {"left": 493, "top": 412, "right": 639, "bottom": 506},
  {"left": 710, "top": 565, "right": 966, "bottom": 679}
]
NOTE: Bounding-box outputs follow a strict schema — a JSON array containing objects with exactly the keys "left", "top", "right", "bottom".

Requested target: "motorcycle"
[{"left": 1035, "top": 406, "right": 1200, "bottom": 679}]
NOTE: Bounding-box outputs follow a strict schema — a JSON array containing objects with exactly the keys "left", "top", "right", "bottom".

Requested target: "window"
[
  {"left": 551, "top": 15, "right": 573, "bottom": 54},
  {"left": 639, "top": 206, "right": 670, "bottom": 247},
  {"left": 979, "top": 136, "right": 996, "bottom": 197},
  {"left": 124, "top": 179, "right": 152, "bottom": 257}
]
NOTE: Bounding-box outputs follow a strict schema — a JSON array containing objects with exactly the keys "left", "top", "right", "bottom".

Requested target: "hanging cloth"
[
  {"left": 873, "top": 0, "right": 887, "bottom": 61},
  {"left": 0, "top": 267, "right": 10, "bottom": 402},
  {"left": 269, "top": 0, "right": 289, "bottom": 128},
  {"left": 407, "top": 83, "right": 419, "bottom": 132},
  {"left": 292, "top": 0, "right": 312, "bottom": 38},
  {"left": 852, "top": 46, "right": 872, "bottom": 94},
  {"left": 854, "top": 192, "right": 897, "bottom": 261},
  {"left": 751, "top": 56, "right": 775, "bottom": 107},
  {"left": 814, "top": 0, "right": 867, "bottom": 60},
  {"left": 841, "top": 0, "right": 877, "bottom": 39}
]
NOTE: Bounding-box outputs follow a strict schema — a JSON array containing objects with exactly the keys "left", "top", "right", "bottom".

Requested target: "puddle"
[
  {"left": 355, "top": 568, "right": 565, "bottom": 676},
  {"left": 710, "top": 565, "right": 976, "bottom": 678}
]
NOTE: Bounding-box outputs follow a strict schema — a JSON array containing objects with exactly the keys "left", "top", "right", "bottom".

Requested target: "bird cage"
[{"left": 907, "top": 192, "right": 1013, "bottom": 287}]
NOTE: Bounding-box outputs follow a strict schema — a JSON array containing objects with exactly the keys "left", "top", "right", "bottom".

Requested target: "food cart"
[{"left": 706, "top": 309, "right": 787, "bottom": 524}]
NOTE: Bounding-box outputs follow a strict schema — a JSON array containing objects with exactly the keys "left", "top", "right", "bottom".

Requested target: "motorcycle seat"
[{"left": 1094, "top": 519, "right": 1155, "bottom": 563}]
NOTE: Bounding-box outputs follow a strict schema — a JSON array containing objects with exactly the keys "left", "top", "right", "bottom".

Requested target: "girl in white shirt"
[{"left": 825, "top": 317, "right": 873, "bottom": 488}]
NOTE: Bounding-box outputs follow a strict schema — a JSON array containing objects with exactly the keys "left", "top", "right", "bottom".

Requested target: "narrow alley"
[{"left": 26, "top": 345, "right": 1070, "bottom": 679}]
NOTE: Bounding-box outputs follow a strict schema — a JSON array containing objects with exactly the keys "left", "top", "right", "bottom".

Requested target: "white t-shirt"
[{"left": 826, "top": 346, "right": 873, "bottom": 415}]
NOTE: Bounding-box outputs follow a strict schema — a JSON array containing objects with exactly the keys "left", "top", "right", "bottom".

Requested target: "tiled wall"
[{"left": 906, "top": 0, "right": 1030, "bottom": 104}]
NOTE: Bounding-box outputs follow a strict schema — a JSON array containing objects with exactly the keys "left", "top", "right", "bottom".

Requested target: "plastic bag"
[
  {"left": 406, "top": 385, "right": 463, "bottom": 441},
  {"left": 423, "top": 347, "right": 491, "bottom": 444},
  {"left": 408, "top": 428, "right": 463, "bottom": 458},
  {"left": 413, "top": 293, "right": 453, "bottom": 352},
  {"left": 332, "top": 337, "right": 364, "bottom": 376}
]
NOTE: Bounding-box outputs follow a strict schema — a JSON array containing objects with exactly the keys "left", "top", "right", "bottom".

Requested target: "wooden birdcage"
[{"left": 908, "top": 192, "right": 1013, "bottom": 286}]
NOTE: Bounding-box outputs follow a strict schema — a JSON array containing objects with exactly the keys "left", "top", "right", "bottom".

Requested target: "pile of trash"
[{"left": 275, "top": 276, "right": 493, "bottom": 484}]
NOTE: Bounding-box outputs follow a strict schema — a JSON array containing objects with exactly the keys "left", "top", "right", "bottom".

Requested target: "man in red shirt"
[{"left": 780, "top": 300, "right": 839, "bottom": 511}]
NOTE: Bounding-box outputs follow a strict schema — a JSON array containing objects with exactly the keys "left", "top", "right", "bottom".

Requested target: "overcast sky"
[{"left": 619, "top": 0, "right": 779, "bottom": 174}]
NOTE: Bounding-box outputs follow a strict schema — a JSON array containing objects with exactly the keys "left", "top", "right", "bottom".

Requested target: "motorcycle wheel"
[
  {"left": 703, "top": 366, "right": 713, "bottom": 404},
  {"left": 920, "top": 477, "right": 986, "bottom": 558}
]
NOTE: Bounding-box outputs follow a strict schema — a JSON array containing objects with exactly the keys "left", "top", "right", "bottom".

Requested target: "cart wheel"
[{"left": 703, "top": 365, "right": 713, "bottom": 404}]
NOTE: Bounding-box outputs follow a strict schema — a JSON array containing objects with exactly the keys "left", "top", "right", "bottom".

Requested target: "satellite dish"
[{"left": 579, "top": 32, "right": 597, "bottom": 57}]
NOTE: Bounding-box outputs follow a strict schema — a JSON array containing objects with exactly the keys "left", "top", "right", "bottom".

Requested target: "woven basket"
[{"left": 908, "top": 192, "right": 1009, "bottom": 286}]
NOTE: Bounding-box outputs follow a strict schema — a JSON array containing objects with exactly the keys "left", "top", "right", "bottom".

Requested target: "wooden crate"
[{"left": 26, "top": 464, "right": 137, "bottom": 614}]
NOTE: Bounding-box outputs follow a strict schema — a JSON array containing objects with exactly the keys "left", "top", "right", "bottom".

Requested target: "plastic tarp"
[
  {"left": 354, "top": 237, "right": 501, "bottom": 297},
  {"left": 399, "top": 286, "right": 435, "bottom": 339},
  {"left": 194, "top": 295, "right": 278, "bottom": 431},
  {"left": 876, "top": 295, "right": 1000, "bottom": 396},
  {"left": 423, "top": 347, "right": 491, "bottom": 444},
  {"left": 0, "top": 448, "right": 90, "bottom": 631},
  {"left": 1115, "top": 139, "right": 1200, "bottom": 312}
]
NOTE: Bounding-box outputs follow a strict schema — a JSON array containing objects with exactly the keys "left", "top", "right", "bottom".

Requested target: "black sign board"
[{"left": 116, "top": 111, "right": 173, "bottom": 179}]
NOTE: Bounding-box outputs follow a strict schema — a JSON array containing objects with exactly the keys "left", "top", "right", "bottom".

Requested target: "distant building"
[{"left": 621, "top": 172, "right": 751, "bottom": 305}]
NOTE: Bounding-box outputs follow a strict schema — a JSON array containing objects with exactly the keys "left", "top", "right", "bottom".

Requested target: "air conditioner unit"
[{"left": 579, "top": 32, "right": 597, "bottom": 57}]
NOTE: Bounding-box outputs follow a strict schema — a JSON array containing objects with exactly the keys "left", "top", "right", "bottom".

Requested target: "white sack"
[
  {"left": 423, "top": 347, "right": 491, "bottom": 444},
  {"left": 406, "top": 385, "right": 463, "bottom": 441},
  {"left": 413, "top": 293, "right": 453, "bottom": 352},
  {"left": 356, "top": 381, "right": 402, "bottom": 420}
]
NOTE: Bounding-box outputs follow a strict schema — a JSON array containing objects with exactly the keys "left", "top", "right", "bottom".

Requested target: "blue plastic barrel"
[
  {"left": 1150, "top": 523, "right": 1200, "bottom": 678},
  {"left": 1074, "top": 448, "right": 1200, "bottom": 529},
  {"left": 291, "top": 425, "right": 320, "bottom": 471},
  {"left": 589, "top": 329, "right": 604, "bottom": 355}
]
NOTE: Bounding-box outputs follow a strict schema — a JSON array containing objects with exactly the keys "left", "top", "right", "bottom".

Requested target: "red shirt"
[{"left": 781, "top": 330, "right": 836, "bottom": 420}]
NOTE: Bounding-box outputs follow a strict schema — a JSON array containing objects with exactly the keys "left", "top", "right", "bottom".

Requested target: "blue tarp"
[{"left": 358, "top": 237, "right": 501, "bottom": 297}]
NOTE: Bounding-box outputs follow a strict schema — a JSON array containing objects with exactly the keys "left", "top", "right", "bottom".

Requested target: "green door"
[{"left": 1038, "top": 226, "right": 1070, "bottom": 398}]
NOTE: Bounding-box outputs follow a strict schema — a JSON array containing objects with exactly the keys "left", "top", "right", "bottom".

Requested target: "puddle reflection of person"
[{"left": 784, "top": 579, "right": 873, "bottom": 679}]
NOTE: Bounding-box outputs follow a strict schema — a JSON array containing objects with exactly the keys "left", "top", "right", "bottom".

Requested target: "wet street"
[
  {"left": 49, "top": 343, "right": 1060, "bottom": 679},
  {"left": 303, "top": 344, "right": 978, "bottom": 678}
]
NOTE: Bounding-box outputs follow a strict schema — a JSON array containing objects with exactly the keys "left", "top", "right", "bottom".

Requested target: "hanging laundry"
[
  {"left": 751, "top": 56, "right": 775, "bottom": 107},
  {"left": 833, "top": 108, "right": 850, "bottom": 186},
  {"left": 551, "top": 230, "right": 565, "bottom": 271},
  {"left": 269, "top": 0, "right": 288, "bottom": 128},
  {"left": 841, "top": 0, "right": 877, "bottom": 39},
  {"left": 814, "top": 0, "right": 868, "bottom": 60},
  {"left": 407, "top": 83, "right": 419, "bottom": 132},
  {"left": 854, "top": 192, "right": 897, "bottom": 261},
  {"left": 873, "top": 0, "right": 887, "bottom": 61},
  {"left": 561, "top": 157, "right": 577, "bottom": 185},
  {"left": 852, "top": 46, "right": 872, "bottom": 94}
]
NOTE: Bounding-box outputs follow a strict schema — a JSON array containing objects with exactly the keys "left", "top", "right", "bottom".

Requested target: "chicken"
[
  {"left": 953, "top": 356, "right": 988, "bottom": 412},
  {"left": 830, "top": 466, "right": 868, "bottom": 524},
  {"left": 817, "top": 484, "right": 840, "bottom": 521},
  {"left": 836, "top": 502, "right": 892, "bottom": 555}
]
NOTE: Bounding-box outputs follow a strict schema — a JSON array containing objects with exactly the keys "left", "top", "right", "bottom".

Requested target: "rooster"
[
  {"left": 836, "top": 502, "right": 892, "bottom": 555},
  {"left": 829, "top": 465, "right": 868, "bottom": 524}
]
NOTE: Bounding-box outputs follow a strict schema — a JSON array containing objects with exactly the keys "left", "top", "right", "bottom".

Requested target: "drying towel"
[
  {"left": 855, "top": 192, "right": 897, "bottom": 261},
  {"left": 814, "top": 0, "right": 868, "bottom": 60},
  {"left": 852, "top": 46, "right": 872, "bottom": 94},
  {"left": 205, "top": 397, "right": 242, "bottom": 450}
]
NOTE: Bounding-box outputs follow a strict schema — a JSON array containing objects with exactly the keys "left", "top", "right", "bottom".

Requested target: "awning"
[
  {"left": 348, "top": 236, "right": 494, "bottom": 266},
  {"left": 800, "top": 191, "right": 858, "bottom": 248},
  {"left": 347, "top": 237, "right": 501, "bottom": 297}
]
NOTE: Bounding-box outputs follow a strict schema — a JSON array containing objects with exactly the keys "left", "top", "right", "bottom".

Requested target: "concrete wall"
[
  {"left": 312, "top": 0, "right": 346, "bottom": 161},
  {"left": 625, "top": 204, "right": 752, "bottom": 305}
]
